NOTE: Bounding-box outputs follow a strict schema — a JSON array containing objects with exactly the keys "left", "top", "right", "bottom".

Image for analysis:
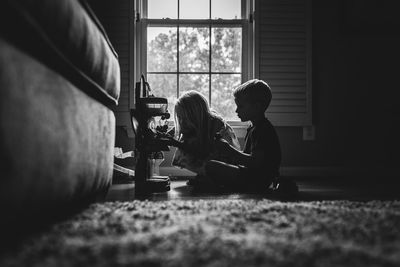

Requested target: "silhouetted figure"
[
  {"left": 169, "top": 91, "right": 240, "bottom": 183},
  {"left": 205, "top": 79, "right": 297, "bottom": 195}
]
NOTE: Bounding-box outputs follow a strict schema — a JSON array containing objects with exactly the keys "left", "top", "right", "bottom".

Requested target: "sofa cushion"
[
  {"left": 0, "top": 0, "right": 120, "bottom": 106},
  {"left": 0, "top": 38, "right": 115, "bottom": 230}
]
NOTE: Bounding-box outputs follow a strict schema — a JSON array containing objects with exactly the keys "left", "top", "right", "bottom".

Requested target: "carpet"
[{"left": 1, "top": 199, "right": 400, "bottom": 267}]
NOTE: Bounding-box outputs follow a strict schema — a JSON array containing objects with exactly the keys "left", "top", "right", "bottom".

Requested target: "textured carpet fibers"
[{"left": 1, "top": 200, "right": 400, "bottom": 267}]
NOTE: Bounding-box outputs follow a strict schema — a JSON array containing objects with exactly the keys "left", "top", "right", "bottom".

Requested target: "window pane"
[
  {"left": 211, "top": 0, "right": 241, "bottom": 19},
  {"left": 211, "top": 27, "right": 242, "bottom": 73},
  {"left": 147, "top": 74, "right": 177, "bottom": 117},
  {"left": 179, "top": 74, "right": 209, "bottom": 100},
  {"left": 211, "top": 74, "right": 241, "bottom": 121},
  {"left": 147, "top": 27, "right": 177, "bottom": 72},
  {"left": 179, "top": 27, "right": 209, "bottom": 72},
  {"left": 148, "top": 0, "right": 177, "bottom": 19},
  {"left": 180, "top": 0, "right": 209, "bottom": 19}
]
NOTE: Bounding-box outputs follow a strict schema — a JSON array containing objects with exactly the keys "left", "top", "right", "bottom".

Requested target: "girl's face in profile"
[{"left": 177, "top": 116, "right": 195, "bottom": 137}]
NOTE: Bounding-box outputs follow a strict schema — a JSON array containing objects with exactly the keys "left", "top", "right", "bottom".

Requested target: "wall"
[
  {"left": 89, "top": 0, "right": 400, "bottom": 177},
  {"left": 87, "top": 0, "right": 131, "bottom": 127},
  {"left": 279, "top": 0, "right": 400, "bottom": 176}
]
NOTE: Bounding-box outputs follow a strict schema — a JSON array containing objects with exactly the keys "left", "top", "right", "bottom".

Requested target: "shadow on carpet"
[{"left": 1, "top": 200, "right": 400, "bottom": 267}]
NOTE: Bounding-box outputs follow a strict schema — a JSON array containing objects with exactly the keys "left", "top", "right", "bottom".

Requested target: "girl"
[{"left": 171, "top": 90, "right": 240, "bottom": 178}]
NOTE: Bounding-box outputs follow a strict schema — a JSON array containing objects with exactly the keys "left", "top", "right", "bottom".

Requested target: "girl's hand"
[{"left": 156, "top": 132, "right": 182, "bottom": 148}]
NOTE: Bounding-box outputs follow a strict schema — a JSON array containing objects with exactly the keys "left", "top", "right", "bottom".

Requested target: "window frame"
[{"left": 133, "top": 0, "right": 255, "bottom": 127}]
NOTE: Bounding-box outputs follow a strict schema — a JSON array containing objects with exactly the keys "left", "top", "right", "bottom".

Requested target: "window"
[
  {"left": 134, "top": 0, "right": 253, "bottom": 121},
  {"left": 131, "top": 0, "right": 312, "bottom": 128}
]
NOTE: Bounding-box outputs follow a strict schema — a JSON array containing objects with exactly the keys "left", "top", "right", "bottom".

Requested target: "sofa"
[{"left": 0, "top": 0, "right": 120, "bottom": 231}]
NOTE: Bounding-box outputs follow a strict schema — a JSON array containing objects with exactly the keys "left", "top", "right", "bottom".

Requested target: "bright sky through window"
[{"left": 147, "top": 0, "right": 240, "bottom": 20}]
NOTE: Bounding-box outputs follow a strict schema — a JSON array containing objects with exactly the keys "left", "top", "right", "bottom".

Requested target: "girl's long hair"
[{"left": 174, "top": 90, "right": 223, "bottom": 157}]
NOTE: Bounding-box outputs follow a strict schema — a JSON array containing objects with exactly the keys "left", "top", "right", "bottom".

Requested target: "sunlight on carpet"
[{"left": 1, "top": 199, "right": 400, "bottom": 267}]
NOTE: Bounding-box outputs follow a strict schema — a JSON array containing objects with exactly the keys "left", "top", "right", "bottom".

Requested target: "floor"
[{"left": 105, "top": 176, "right": 400, "bottom": 202}]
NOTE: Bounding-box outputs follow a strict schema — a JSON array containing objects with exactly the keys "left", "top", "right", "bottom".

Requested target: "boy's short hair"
[{"left": 233, "top": 79, "right": 272, "bottom": 111}]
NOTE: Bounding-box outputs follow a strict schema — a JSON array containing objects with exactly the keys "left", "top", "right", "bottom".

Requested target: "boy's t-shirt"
[{"left": 243, "top": 117, "right": 281, "bottom": 179}]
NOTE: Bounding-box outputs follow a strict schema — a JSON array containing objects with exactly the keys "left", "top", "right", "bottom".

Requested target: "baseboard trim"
[
  {"left": 160, "top": 167, "right": 196, "bottom": 177},
  {"left": 160, "top": 166, "right": 400, "bottom": 178},
  {"left": 280, "top": 166, "right": 400, "bottom": 177}
]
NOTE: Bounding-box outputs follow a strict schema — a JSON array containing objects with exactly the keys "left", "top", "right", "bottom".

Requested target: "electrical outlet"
[{"left": 303, "top": 125, "right": 315, "bottom": 141}]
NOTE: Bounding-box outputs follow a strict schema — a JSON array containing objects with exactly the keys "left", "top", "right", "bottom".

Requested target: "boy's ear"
[{"left": 261, "top": 101, "right": 270, "bottom": 111}]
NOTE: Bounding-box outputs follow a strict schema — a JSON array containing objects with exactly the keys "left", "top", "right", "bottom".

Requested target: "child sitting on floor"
[
  {"left": 205, "top": 79, "right": 298, "bottom": 194},
  {"left": 170, "top": 90, "right": 240, "bottom": 181}
]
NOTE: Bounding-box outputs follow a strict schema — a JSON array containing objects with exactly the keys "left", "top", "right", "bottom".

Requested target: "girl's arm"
[
  {"left": 158, "top": 133, "right": 207, "bottom": 157},
  {"left": 214, "top": 139, "right": 253, "bottom": 166}
]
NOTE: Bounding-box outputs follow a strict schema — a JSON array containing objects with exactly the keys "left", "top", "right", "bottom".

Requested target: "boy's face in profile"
[{"left": 234, "top": 96, "right": 258, "bottom": 122}]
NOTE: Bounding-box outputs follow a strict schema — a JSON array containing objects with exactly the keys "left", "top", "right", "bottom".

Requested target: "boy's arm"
[{"left": 214, "top": 139, "right": 253, "bottom": 166}]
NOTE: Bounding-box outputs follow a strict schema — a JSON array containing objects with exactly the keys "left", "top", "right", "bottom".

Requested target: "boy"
[{"left": 205, "top": 79, "right": 297, "bottom": 194}]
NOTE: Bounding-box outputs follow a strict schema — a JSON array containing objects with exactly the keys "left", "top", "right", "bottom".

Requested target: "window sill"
[{"left": 225, "top": 121, "right": 248, "bottom": 139}]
